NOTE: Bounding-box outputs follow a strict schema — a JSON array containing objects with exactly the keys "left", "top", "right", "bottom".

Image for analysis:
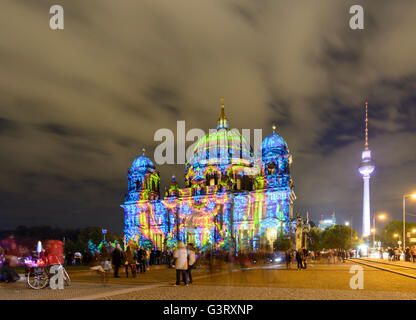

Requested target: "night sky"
[{"left": 1, "top": 0, "right": 416, "bottom": 234}]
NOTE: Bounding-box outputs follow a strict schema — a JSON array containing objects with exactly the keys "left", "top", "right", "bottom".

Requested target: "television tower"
[{"left": 358, "top": 102, "right": 375, "bottom": 238}]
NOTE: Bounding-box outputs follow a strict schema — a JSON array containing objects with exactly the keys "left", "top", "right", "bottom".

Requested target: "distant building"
[{"left": 318, "top": 213, "right": 336, "bottom": 230}]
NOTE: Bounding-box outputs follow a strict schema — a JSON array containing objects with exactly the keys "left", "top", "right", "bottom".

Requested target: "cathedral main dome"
[
  {"left": 184, "top": 98, "right": 256, "bottom": 189},
  {"left": 187, "top": 128, "right": 254, "bottom": 167}
]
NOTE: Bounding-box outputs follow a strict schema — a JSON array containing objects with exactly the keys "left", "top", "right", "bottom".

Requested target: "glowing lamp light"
[
  {"left": 345, "top": 222, "right": 350, "bottom": 226},
  {"left": 394, "top": 234, "right": 399, "bottom": 238},
  {"left": 37, "top": 241, "right": 42, "bottom": 254},
  {"left": 411, "top": 193, "right": 416, "bottom": 199},
  {"left": 358, "top": 244, "right": 368, "bottom": 257},
  {"left": 412, "top": 229, "right": 416, "bottom": 233},
  {"left": 370, "top": 228, "right": 375, "bottom": 233},
  {"left": 378, "top": 214, "right": 386, "bottom": 220}
]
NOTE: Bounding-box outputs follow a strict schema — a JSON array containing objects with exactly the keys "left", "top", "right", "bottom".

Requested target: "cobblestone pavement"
[
  {"left": 101, "top": 285, "right": 416, "bottom": 300},
  {"left": 1, "top": 262, "right": 416, "bottom": 300},
  {"left": 101, "top": 262, "right": 416, "bottom": 300}
]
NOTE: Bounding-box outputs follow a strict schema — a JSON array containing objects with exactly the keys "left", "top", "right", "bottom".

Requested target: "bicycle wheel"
[
  {"left": 63, "top": 268, "right": 71, "bottom": 286},
  {"left": 27, "top": 267, "right": 49, "bottom": 290}
]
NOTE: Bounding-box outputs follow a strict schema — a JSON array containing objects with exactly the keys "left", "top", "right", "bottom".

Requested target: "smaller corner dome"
[
  {"left": 261, "top": 128, "right": 289, "bottom": 156},
  {"left": 131, "top": 150, "right": 155, "bottom": 172}
]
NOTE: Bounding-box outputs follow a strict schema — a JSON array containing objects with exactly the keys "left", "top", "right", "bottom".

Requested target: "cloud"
[{"left": 0, "top": 0, "right": 415, "bottom": 233}]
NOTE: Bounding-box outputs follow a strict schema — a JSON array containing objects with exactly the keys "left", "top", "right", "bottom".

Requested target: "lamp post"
[
  {"left": 394, "top": 234, "right": 402, "bottom": 249},
  {"left": 372, "top": 213, "right": 386, "bottom": 249},
  {"left": 402, "top": 193, "right": 416, "bottom": 251},
  {"left": 102, "top": 228, "right": 107, "bottom": 243}
]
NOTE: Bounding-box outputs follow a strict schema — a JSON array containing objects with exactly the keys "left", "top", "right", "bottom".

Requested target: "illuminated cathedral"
[{"left": 121, "top": 99, "right": 296, "bottom": 252}]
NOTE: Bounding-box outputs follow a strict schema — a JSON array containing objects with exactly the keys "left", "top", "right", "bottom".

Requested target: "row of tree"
[
  {"left": 273, "top": 225, "right": 358, "bottom": 251},
  {"left": 0, "top": 225, "right": 123, "bottom": 253},
  {"left": 273, "top": 220, "right": 416, "bottom": 252}
]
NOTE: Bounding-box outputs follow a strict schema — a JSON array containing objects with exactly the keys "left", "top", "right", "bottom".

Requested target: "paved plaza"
[{"left": 1, "top": 260, "right": 416, "bottom": 300}]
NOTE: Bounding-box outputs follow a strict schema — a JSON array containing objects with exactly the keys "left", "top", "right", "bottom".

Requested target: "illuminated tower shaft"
[
  {"left": 358, "top": 102, "right": 375, "bottom": 238},
  {"left": 362, "top": 176, "right": 371, "bottom": 237}
]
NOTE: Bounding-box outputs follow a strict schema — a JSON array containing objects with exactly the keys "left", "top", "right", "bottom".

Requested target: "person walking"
[
  {"left": 187, "top": 243, "right": 196, "bottom": 284},
  {"left": 173, "top": 241, "right": 188, "bottom": 286},
  {"left": 302, "top": 247, "right": 308, "bottom": 269},
  {"left": 112, "top": 243, "right": 123, "bottom": 278}
]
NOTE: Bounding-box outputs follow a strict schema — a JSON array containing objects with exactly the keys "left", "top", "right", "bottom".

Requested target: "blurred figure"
[
  {"left": 302, "top": 247, "right": 308, "bottom": 269},
  {"left": 112, "top": 243, "right": 123, "bottom": 278},
  {"left": 394, "top": 247, "right": 400, "bottom": 261},
  {"left": 187, "top": 243, "right": 196, "bottom": 284},
  {"left": 296, "top": 249, "right": 303, "bottom": 270},
  {"left": 138, "top": 247, "right": 146, "bottom": 273},
  {"left": 405, "top": 247, "right": 411, "bottom": 262},
  {"left": 124, "top": 245, "right": 136, "bottom": 278},
  {"left": 145, "top": 248, "right": 150, "bottom": 270},
  {"left": 74, "top": 251, "right": 82, "bottom": 265},
  {"left": 101, "top": 245, "right": 112, "bottom": 273},
  {"left": 0, "top": 251, "right": 20, "bottom": 283},
  {"left": 285, "top": 250, "right": 292, "bottom": 269},
  {"left": 173, "top": 241, "right": 188, "bottom": 286},
  {"left": 411, "top": 247, "right": 416, "bottom": 263}
]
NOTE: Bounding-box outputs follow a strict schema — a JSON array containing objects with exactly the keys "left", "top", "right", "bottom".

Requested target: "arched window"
[{"left": 267, "top": 162, "right": 276, "bottom": 175}]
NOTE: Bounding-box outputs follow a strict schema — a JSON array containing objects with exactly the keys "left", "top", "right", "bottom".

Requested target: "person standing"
[
  {"left": 173, "top": 241, "right": 188, "bottom": 286},
  {"left": 145, "top": 248, "right": 150, "bottom": 270},
  {"left": 112, "top": 244, "right": 123, "bottom": 278},
  {"left": 124, "top": 245, "right": 136, "bottom": 278},
  {"left": 296, "top": 249, "right": 303, "bottom": 270},
  {"left": 187, "top": 243, "right": 196, "bottom": 284},
  {"left": 139, "top": 247, "right": 146, "bottom": 273},
  {"left": 285, "top": 250, "right": 292, "bottom": 269}
]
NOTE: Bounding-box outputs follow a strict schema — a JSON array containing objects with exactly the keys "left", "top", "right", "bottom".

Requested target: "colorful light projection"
[{"left": 122, "top": 102, "right": 295, "bottom": 252}]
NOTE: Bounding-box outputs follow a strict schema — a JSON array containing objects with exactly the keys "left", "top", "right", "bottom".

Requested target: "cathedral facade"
[{"left": 121, "top": 99, "right": 296, "bottom": 252}]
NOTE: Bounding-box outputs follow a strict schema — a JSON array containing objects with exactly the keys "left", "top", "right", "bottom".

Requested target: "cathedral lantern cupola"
[
  {"left": 125, "top": 148, "right": 160, "bottom": 201},
  {"left": 167, "top": 175, "right": 180, "bottom": 197},
  {"left": 259, "top": 125, "right": 292, "bottom": 189},
  {"left": 217, "top": 97, "right": 229, "bottom": 130}
]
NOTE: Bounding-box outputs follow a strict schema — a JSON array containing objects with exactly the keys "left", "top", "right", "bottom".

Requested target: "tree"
[
  {"left": 308, "top": 227, "right": 322, "bottom": 252},
  {"left": 321, "top": 225, "right": 355, "bottom": 250},
  {"left": 380, "top": 221, "right": 416, "bottom": 248},
  {"left": 273, "top": 235, "right": 291, "bottom": 251}
]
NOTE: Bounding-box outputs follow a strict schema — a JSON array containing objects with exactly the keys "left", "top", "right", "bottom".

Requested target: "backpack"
[{"left": 187, "top": 249, "right": 196, "bottom": 267}]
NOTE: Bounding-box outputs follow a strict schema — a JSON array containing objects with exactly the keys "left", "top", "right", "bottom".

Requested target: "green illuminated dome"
[{"left": 187, "top": 99, "right": 253, "bottom": 167}]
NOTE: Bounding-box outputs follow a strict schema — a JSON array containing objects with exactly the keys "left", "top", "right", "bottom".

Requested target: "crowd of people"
[
  {"left": 5, "top": 231, "right": 416, "bottom": 287},
  {"left": 284, "top": 247, "right": 309, "bottom": 270},
  {"left": 88, "top": 241, "right": 197, "bottom": 286},
  {"left": 384, "top": 247, "right": 416, "bottom": 261}
]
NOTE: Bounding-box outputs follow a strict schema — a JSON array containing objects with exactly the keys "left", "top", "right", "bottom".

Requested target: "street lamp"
[
  {"left": 372, "top": 213, "right": 386, "bottom": 249},
  {"left": 102, "top": 228, "right": 107, "bottom": 243},
  {"left": 402, "top": 193, "right": 416, "bottom": 250},
  {"left": 394, "top": 233, "right": 402, "bottom": 248}
]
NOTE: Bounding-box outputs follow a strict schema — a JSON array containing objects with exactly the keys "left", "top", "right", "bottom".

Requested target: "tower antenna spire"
[{"left": 365, "top": 102, "right": 369, "bottom": 149}]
